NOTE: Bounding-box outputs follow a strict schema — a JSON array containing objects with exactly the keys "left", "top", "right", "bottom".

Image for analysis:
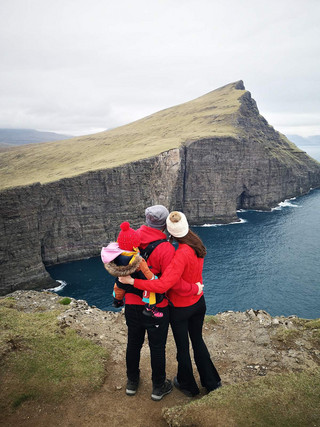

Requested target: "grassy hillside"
[{"left": 0, "top": 82, "right": 245, "bottom": 190}]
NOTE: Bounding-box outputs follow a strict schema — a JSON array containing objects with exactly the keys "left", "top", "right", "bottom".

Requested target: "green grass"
[
  {"left": 0, "top": 82, "right": 245, "bottom": 190},
  {"left": 270, "top": 319, "right": 320, "bottom": 349},
  {"left": 271, "top": 327, "right": 301, "bottom": 344},
  {"left": 305, "top": 319, "right": 320, "bottom": 329},
  {"left": 204, "top": 315, "right": 219, "bottom": 325},
  {"left": 163, "top": 369, "right": 320, "bottom": 427},
  {"left": 59, "top": 297, "right": 72, "bottom": 305},
  {"left": 0, "top": 304, "right": 108, "bottom": 410}
]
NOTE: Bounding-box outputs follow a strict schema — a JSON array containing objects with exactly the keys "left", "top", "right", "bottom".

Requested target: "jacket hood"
[
  {"left": 104, "top": 254, "right": 142, "bottom": 277},
  {"left": 137, "top": 225, "right": 168, "bottom": 248}
]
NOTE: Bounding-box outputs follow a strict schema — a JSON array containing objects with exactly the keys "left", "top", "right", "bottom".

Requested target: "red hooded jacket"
[
  {"left": 133, "top": 243, "right": 203, "bottom": 307},
  {"left": 124, "top": 225, "right": 198, "bottom": 306}
]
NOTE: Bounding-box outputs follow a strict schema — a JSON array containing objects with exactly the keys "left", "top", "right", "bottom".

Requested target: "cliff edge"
[
  {"left": 1, "top": 291, "right": 319, "bottom": 426},
  {"left": 1, "top": 81, "right": 320, "bottom": 294}
]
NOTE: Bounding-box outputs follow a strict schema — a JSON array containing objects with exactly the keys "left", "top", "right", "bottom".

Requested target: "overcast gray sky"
[{"left": 1, "top": 0, "right": 319, "bottom": 137}]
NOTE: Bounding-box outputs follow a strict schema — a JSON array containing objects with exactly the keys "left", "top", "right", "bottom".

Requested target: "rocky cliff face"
[
  {"left": 1, "top": 82, "right": 320, "bottom": 294},
  {"left": 181, "top": 84, "right": 320, "bottom": 223}
]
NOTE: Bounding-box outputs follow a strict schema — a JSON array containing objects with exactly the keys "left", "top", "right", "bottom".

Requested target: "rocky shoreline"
[{"left": 2, "top": 290, "right": 319, "bottom": 385}]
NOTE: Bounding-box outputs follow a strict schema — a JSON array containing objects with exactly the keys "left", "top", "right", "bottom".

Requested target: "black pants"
[
  {"left": 125, "top": 304, "right": 169, "bottom": 387},
  {"left": 169, "top": 295, "right": 221, "bottom": 394}
]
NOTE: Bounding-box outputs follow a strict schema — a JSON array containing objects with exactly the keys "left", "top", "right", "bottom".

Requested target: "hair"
[{"left": 170, "top": 229, "right": 207, "bottom": 258}]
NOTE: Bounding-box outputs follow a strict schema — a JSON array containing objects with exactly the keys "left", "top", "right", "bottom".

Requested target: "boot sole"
[{"left": 151, "top": 386, "right": 173, "bottom": 401}]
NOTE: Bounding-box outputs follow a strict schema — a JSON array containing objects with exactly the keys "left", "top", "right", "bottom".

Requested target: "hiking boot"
[
  {"left": 126, "top": 379, "right": 139, "bottom": 396},
  {"left": 173, "top": 376, "right": 198, "bottom": 397},
  {"left": 151, "top": 379, "right": 173, "bottom": 401}
]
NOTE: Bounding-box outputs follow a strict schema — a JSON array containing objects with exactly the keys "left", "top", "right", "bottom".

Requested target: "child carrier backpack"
[
  {"left": 139, "top": 239, "right": 167, "bottom": 262},
  {"left": 116, "top": 239, "right": 168, "bottom": 304},
  {"left": 139, "top": 239, "right": 167, "bottom": 304}
]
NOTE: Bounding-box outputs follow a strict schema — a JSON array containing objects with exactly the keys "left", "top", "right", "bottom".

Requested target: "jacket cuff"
[{"left": 191, "top": 283, "right": 199, "bottom": 295}]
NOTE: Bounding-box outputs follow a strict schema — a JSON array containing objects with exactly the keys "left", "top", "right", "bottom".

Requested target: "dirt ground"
[{"left": 1, "top": 291, "right": 319, "bottom": 427}]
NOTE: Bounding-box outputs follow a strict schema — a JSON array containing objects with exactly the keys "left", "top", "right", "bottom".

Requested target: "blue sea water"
[{"left": 46, "top": 189, "right": 320, "bottom": 319}]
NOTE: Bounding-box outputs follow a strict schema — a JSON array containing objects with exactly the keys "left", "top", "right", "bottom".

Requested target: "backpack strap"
[
  {"left": 139, "top": 239, "right": 168, "bottom": 305},
  {"left": 139, "top": 239, "right": 167, "bottom": 262}
]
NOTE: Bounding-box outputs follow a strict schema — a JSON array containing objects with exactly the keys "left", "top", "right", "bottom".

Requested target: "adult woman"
[{"left": 119, "top": 211, "right": 221, "bottom": 397}]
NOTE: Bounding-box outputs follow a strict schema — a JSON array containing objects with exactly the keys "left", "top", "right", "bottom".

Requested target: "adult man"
[{"left": 124, "top": 205, "right": 174, "bottom": 401}]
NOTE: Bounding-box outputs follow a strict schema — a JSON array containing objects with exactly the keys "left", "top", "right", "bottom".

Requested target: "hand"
[
  {"left": 196, "top": 282, "right": 204, "bottom": 295},
  {"left": 118, "top": 275, "right": 134, "bottom": 285}
]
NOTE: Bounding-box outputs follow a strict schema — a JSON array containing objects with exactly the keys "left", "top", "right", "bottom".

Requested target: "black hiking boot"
[
  {"left": 126, "top": 379, "right": 139, "bottom": 396},
  {"left": 151, "top": 379, "right": 173, "bottom": 401},
  {"left": 173, "top": 376, "right": 199, "bottom": 397}
]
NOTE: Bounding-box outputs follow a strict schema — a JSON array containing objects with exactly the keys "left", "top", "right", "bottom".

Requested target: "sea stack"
[{"left": 0, "top": 81, "right": 320, "bottom": 294}]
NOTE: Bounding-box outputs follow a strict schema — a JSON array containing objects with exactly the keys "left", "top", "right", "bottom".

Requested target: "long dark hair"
[{"left": 170, "top": 229, "right": 207, "bottom": 258}]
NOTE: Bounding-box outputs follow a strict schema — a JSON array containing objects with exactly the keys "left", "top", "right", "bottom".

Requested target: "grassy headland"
[{"left": 0, "top": 82, "right": 245, "bottom": 190}]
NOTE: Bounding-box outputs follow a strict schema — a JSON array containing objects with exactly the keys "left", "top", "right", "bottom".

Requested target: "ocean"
[{"left": 46, "top": 188, "right": 320, "bottom": 319}]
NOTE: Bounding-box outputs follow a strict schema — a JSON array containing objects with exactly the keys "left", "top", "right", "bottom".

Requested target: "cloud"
[{"left": 0, "top": 0, "right": 320, "bottom": 136}]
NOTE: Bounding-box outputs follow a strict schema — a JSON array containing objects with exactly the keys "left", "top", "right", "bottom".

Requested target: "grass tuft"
[
  {"left": 163, "top": 368, "right": 320, "bottom": 427},
  {"left": 204, "top": 315, "right": 219, "bottom": 325},
  {"left": 12, "top": 393, "right": 35, "bottom": 409},
  {"left": 271, "top": 327, "right": 300, "bottom": 345},
  {"left": 304, "top": 319, "right": 320, "bottom": 329},
  {"left": 59, "top": 297, "right": 72, "bottom": 305},
  {"left": 0, "top": 305, "right": 108, "bottom": 411}
]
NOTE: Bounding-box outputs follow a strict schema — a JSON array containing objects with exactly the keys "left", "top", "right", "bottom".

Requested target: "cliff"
[
  {"left": 1, "top": 291, "right": 319, "bottom": 426},
  {"left": 1, "top": 81, "right": 320, "bottom": 294}
]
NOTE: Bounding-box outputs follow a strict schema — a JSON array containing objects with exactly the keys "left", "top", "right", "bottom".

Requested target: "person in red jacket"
[
  {"left": 118, "top": 205, "right": 200, "bottom": 401},
  {"left": 119, "top": 210, "right": 221, "bottom": 397}
]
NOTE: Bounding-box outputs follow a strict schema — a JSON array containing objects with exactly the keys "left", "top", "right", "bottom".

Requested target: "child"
[{"left": 101, "top": 222, "right": 163, "bottom": 318}]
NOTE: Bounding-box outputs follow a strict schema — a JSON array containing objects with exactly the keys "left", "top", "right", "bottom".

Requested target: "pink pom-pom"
[{"left": 120, "top": 221, "right": 130, "bottom": 231}]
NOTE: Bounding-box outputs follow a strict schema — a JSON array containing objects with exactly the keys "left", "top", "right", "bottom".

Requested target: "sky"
[{"left": 1, "top": 0, "right": 320, "bottom": 137}]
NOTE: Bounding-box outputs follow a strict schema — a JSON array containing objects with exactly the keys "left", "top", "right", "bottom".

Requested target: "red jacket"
[
  {"left": 133, "top": 243, "right": 203, "bottom": 307},
  {"left": 124, "top": 226, "right": 197, "bottom": 306}
]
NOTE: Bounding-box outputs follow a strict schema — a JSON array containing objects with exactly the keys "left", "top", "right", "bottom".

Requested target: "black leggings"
[
  {"left": 169, "top": 296, "right": 221, "bottom": 394},
  {"left": 125, "top": 304, "right": 169, "bottom": 387}
]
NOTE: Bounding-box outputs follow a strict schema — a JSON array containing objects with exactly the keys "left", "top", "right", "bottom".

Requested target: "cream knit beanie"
[{"left": 166, "top": 211, "right": 189, "bottom": 238}]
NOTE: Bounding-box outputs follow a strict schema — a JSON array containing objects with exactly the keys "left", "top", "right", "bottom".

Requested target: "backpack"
[
  {"left": 116, "top": 239, "right": 168, "bottom": 303},
  {"left": 139, "top": 239, "right": 168, "bottom": 264}
]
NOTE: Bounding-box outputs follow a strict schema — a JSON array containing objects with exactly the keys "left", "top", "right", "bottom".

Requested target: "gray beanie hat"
[{"left": 145, "top": 205, "right": 169, "bottom": 230}]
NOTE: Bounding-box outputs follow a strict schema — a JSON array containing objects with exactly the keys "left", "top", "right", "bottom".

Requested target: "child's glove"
[{"left": 112, "top": 298, "right": 124, "bottom": 308}]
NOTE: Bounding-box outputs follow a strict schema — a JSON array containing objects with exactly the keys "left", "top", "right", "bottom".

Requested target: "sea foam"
[
  {"left": 272, "top": 198, "right": 300, "bottom": 211},
  {"left": 47, "top": 280, "right": 67, "bottom": 292},
  {"left": 201, "top": 218, "right": 247, "bottom": 227}
]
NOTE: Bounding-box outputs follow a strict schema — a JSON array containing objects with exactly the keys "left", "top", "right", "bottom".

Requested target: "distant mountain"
[
  {"left": 0, "top": 129, "right": 72, "bottom": 147},
  {"left": 287, "top": 134, "right": 320, "bottom": 146}
]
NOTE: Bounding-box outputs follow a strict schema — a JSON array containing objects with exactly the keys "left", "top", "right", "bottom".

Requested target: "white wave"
[
  {"left": 237, "top": 209, "right": 266, "bottom": 213},
  {"left": 272, "top": 199, "right": 300, "bottom": 211},
  {"left": 201, "top": 218, "right": 247, "bottom": 227},
  {"left": 46, "top": 280, "right": 67, "bottom": 292}
]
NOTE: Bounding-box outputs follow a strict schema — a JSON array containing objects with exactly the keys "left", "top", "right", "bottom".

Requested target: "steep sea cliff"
[{"left": 0, "top": 81, "right": 320, "bottom": 294}]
